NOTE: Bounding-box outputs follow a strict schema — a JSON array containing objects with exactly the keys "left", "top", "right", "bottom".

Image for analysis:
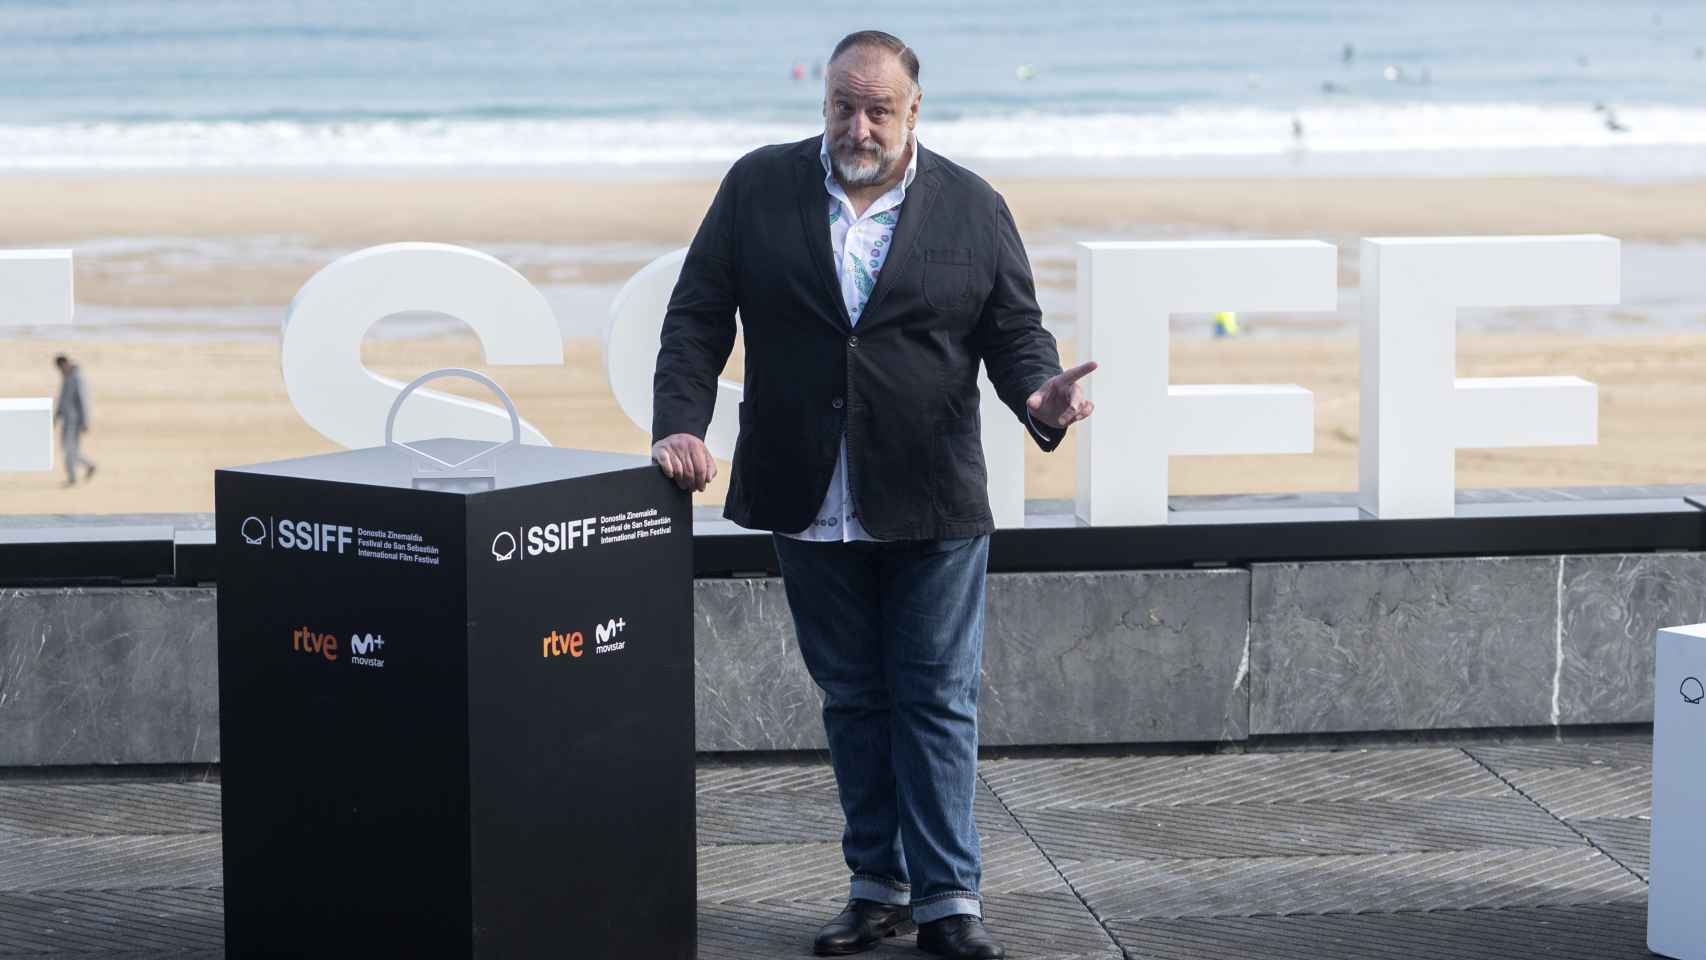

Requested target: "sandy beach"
[
  {"left": 3, "top": 173, "right": 1704, "bottom": 516},
  {"left": 5, "top": 174, "right": 1706, "bottom": 308}
]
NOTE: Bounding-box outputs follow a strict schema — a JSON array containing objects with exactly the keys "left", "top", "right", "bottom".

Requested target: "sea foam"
[{"left": 3, "top": 103, "right": 1705, "bottom": 174}]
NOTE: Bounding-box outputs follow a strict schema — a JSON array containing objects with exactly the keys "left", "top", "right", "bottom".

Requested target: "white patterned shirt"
[{"left": 781, "top": 134, "right": 920, "bottom": 542}]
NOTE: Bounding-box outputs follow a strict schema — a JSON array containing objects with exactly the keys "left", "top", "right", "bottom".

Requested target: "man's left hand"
[{"left": 1026, "top": 360, "right": 1098, "bottom": 429}]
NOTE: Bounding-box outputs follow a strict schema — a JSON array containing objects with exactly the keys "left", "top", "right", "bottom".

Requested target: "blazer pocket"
[
  {"left": 733, "top": 400, "right": 762, "bottom": 470},
  {"left": 931, "top": 414, "right": 989, "bottom": 522},
  {"left": 922, "top": 247, "right": 973, "bottom": 311}
]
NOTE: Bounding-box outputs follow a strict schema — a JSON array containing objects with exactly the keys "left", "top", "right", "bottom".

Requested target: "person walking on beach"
[
  {"left": 652, "top": 30, "right": 1095, "bottom": 960},
  {"left": 53, "top": 354, "right": 97, "bottom": 487}
]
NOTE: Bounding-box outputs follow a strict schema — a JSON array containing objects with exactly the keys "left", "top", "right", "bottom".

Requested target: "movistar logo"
[
  {"left": 349, "top": 632, "right": 386, "bottom": 668},
  {"left": 594, "top": 617, "right": 627, "bottom": 654}
]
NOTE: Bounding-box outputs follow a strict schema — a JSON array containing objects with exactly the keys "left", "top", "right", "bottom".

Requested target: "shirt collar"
[{"left": 819, "top": 131, "right": 919, "bottom": 198}]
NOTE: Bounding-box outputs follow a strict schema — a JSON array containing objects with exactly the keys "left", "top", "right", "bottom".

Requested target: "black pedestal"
[{"left": 214, "top": 440, "right": 694, "bottom": 958}]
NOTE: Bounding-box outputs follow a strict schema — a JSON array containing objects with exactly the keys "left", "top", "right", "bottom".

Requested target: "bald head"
[{"left": 829, "top": 30, "right": 920, "bottom": 95}]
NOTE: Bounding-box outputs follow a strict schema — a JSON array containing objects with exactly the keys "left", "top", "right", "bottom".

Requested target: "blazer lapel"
[
  {"left": 858, "top": 144, "right": 940, "bottom": 329},
  {"left": 796, "top": 139, "right": 852, "bottom": 331}
]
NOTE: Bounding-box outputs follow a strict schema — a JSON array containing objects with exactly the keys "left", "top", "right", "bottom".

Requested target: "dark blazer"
[{"left": 653, "top": 134, "right": 1064, "bottom": 540}]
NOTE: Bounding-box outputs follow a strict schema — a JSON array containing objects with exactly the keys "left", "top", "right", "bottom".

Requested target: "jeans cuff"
[
  {"left": 850, "top": 874, "right": 911, "bottom": 906},
  {"left": 911, "top": 893, "right": 981, "bottom": 924}
]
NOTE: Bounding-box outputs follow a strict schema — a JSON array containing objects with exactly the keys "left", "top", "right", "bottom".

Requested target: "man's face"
[{"left": 823, "top": 48, "right": 918, "bottom": 187}]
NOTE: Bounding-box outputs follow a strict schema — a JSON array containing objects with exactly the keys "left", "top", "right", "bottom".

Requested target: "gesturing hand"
[
  {"left": 652, "top": 432, "right": 716, "bottom": 492},
  {"left": 1026, "top": 360, "right": 1098, "bottom": 429}
]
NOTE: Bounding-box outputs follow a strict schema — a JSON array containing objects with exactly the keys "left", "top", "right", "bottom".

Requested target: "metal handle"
[{"left": 384, "top": 367, "right": 521, "bottom": 473}]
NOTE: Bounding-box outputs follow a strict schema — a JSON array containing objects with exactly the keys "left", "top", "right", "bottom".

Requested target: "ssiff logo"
[
  {"left": 243, "top": 517, "right": 352, "bottom": 554},
  {"left": 1682, "top": 677, "right": 1704, "bottom": 705},
  {"left": 493, "top": 518, "right": 598, "bottom": 563}
]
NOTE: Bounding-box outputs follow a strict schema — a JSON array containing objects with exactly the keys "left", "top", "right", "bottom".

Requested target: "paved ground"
[{"left": 0, "top": 734, "right": 1655, "bottom": 958}]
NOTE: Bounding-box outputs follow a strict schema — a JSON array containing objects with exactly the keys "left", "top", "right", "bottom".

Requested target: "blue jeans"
[{"left": 771, "top": 534, "right": 990, "bottom": 924}]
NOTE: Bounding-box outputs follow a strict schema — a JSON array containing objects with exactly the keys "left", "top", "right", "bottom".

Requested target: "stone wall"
[
  {"left": 695, "top": 569, "right": 1250, "bottom": 751},
  {"left": 0, "top": 587, "right": 219, "bottom": 765},
  {"left": 1, "top": 552, "right": 1698, "bottom": 765},
  {"left": 1248, "top": 553, "right": 1706, "bottom": 736}
]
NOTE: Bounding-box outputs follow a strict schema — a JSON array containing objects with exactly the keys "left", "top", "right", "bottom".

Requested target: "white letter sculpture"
[
  {"left": 1359, "top": 235, "right": 1619, "bottom": 519},
  {"left": 283, "top": 243, "right": 563, "bottom": 449},
  {"left": 605, "top": 248, "right": 744, "bottom": 461},
  {"left": 0, "top": 249, "right": 74, "bottom": 471},
  {"left": 1074, "top": 241, "right": 1337, "bottom": 526},
  {"left": 978, "top": 368, "right": 1025, "bottom": 529},
  {"left": 607, "top": 249, "right": 1027, "bottom": 527}
]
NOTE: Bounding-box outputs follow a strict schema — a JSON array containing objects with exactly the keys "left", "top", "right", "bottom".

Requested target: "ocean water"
[{"left": 2, "top": 0, "right": 1705, "bottom": 175}]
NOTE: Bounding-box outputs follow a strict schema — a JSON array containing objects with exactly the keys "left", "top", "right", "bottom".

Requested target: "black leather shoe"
[
  {"left": 813, "top": 899, "right": 915, "bottom": 956},
  {"left": 917, "top": 914, "right": 1006, "bottom": 959}
]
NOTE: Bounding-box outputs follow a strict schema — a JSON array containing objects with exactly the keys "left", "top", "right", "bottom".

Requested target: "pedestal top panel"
[{"left": 219, "top": 439, "right": 650, "bottom": 493}]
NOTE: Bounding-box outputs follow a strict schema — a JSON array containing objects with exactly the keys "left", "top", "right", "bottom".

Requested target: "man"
[
  {"left": 53, "top": 354, "right": 97, "bottom": 487},
  {"left": 652, "top": 30, "right": 1094, "bottom": 960}
]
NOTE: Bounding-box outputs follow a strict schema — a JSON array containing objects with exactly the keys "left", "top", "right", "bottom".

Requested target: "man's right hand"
[{"left": 651, "top": 433, "right": 716, "bottom": 493}]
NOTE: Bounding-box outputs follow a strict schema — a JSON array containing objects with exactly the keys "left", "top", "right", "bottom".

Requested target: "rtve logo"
[
  {"left": 493, "top": 518, "right": 597, "bottom": 562},
  {"left": 293, "top": 628, "right": 387, "bottom": 668},
  {"left": 541, "top": 618, "right": 629, "bottom": 659},
  {"left": 243, "top": 516, "right": 353, "bottom": 554},
  {"left": 542, "top": 629, "right": 584, "bottom": 659},
  {"left": 292, "top": 626, "right": 339, "bottom": 662}
]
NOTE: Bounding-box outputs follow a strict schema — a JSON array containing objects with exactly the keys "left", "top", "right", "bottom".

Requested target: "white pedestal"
[{"left": 1650, "top": 622, "right": 1706, "bottom": 959}]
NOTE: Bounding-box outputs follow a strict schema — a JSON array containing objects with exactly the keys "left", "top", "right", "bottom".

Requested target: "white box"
[
  {"left": 1650, "top": 622, "right": 1706, "bottom": 959},
  {"left": 0, "top": 249, "right": 74, "bottom": 328},
  {"left": 0, "top": 398, "right": 53, "bottom": 471}
]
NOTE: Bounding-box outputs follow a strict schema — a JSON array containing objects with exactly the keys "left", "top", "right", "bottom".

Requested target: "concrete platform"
[{"left": 0, "top": 734, "right": 1655, "bottom": 958}]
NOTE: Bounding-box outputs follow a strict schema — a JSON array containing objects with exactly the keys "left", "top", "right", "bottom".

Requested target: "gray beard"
[{"left": 831, "top": 135, "right": 907, "bottom": 187}]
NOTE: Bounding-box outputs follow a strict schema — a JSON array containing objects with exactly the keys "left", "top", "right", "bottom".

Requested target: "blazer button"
[
  {"left": 847, "top": 335, "right": 859, "bottom": 347},
  {"left": 831, "top": 397, "right": 844, "bottom": 409}
]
